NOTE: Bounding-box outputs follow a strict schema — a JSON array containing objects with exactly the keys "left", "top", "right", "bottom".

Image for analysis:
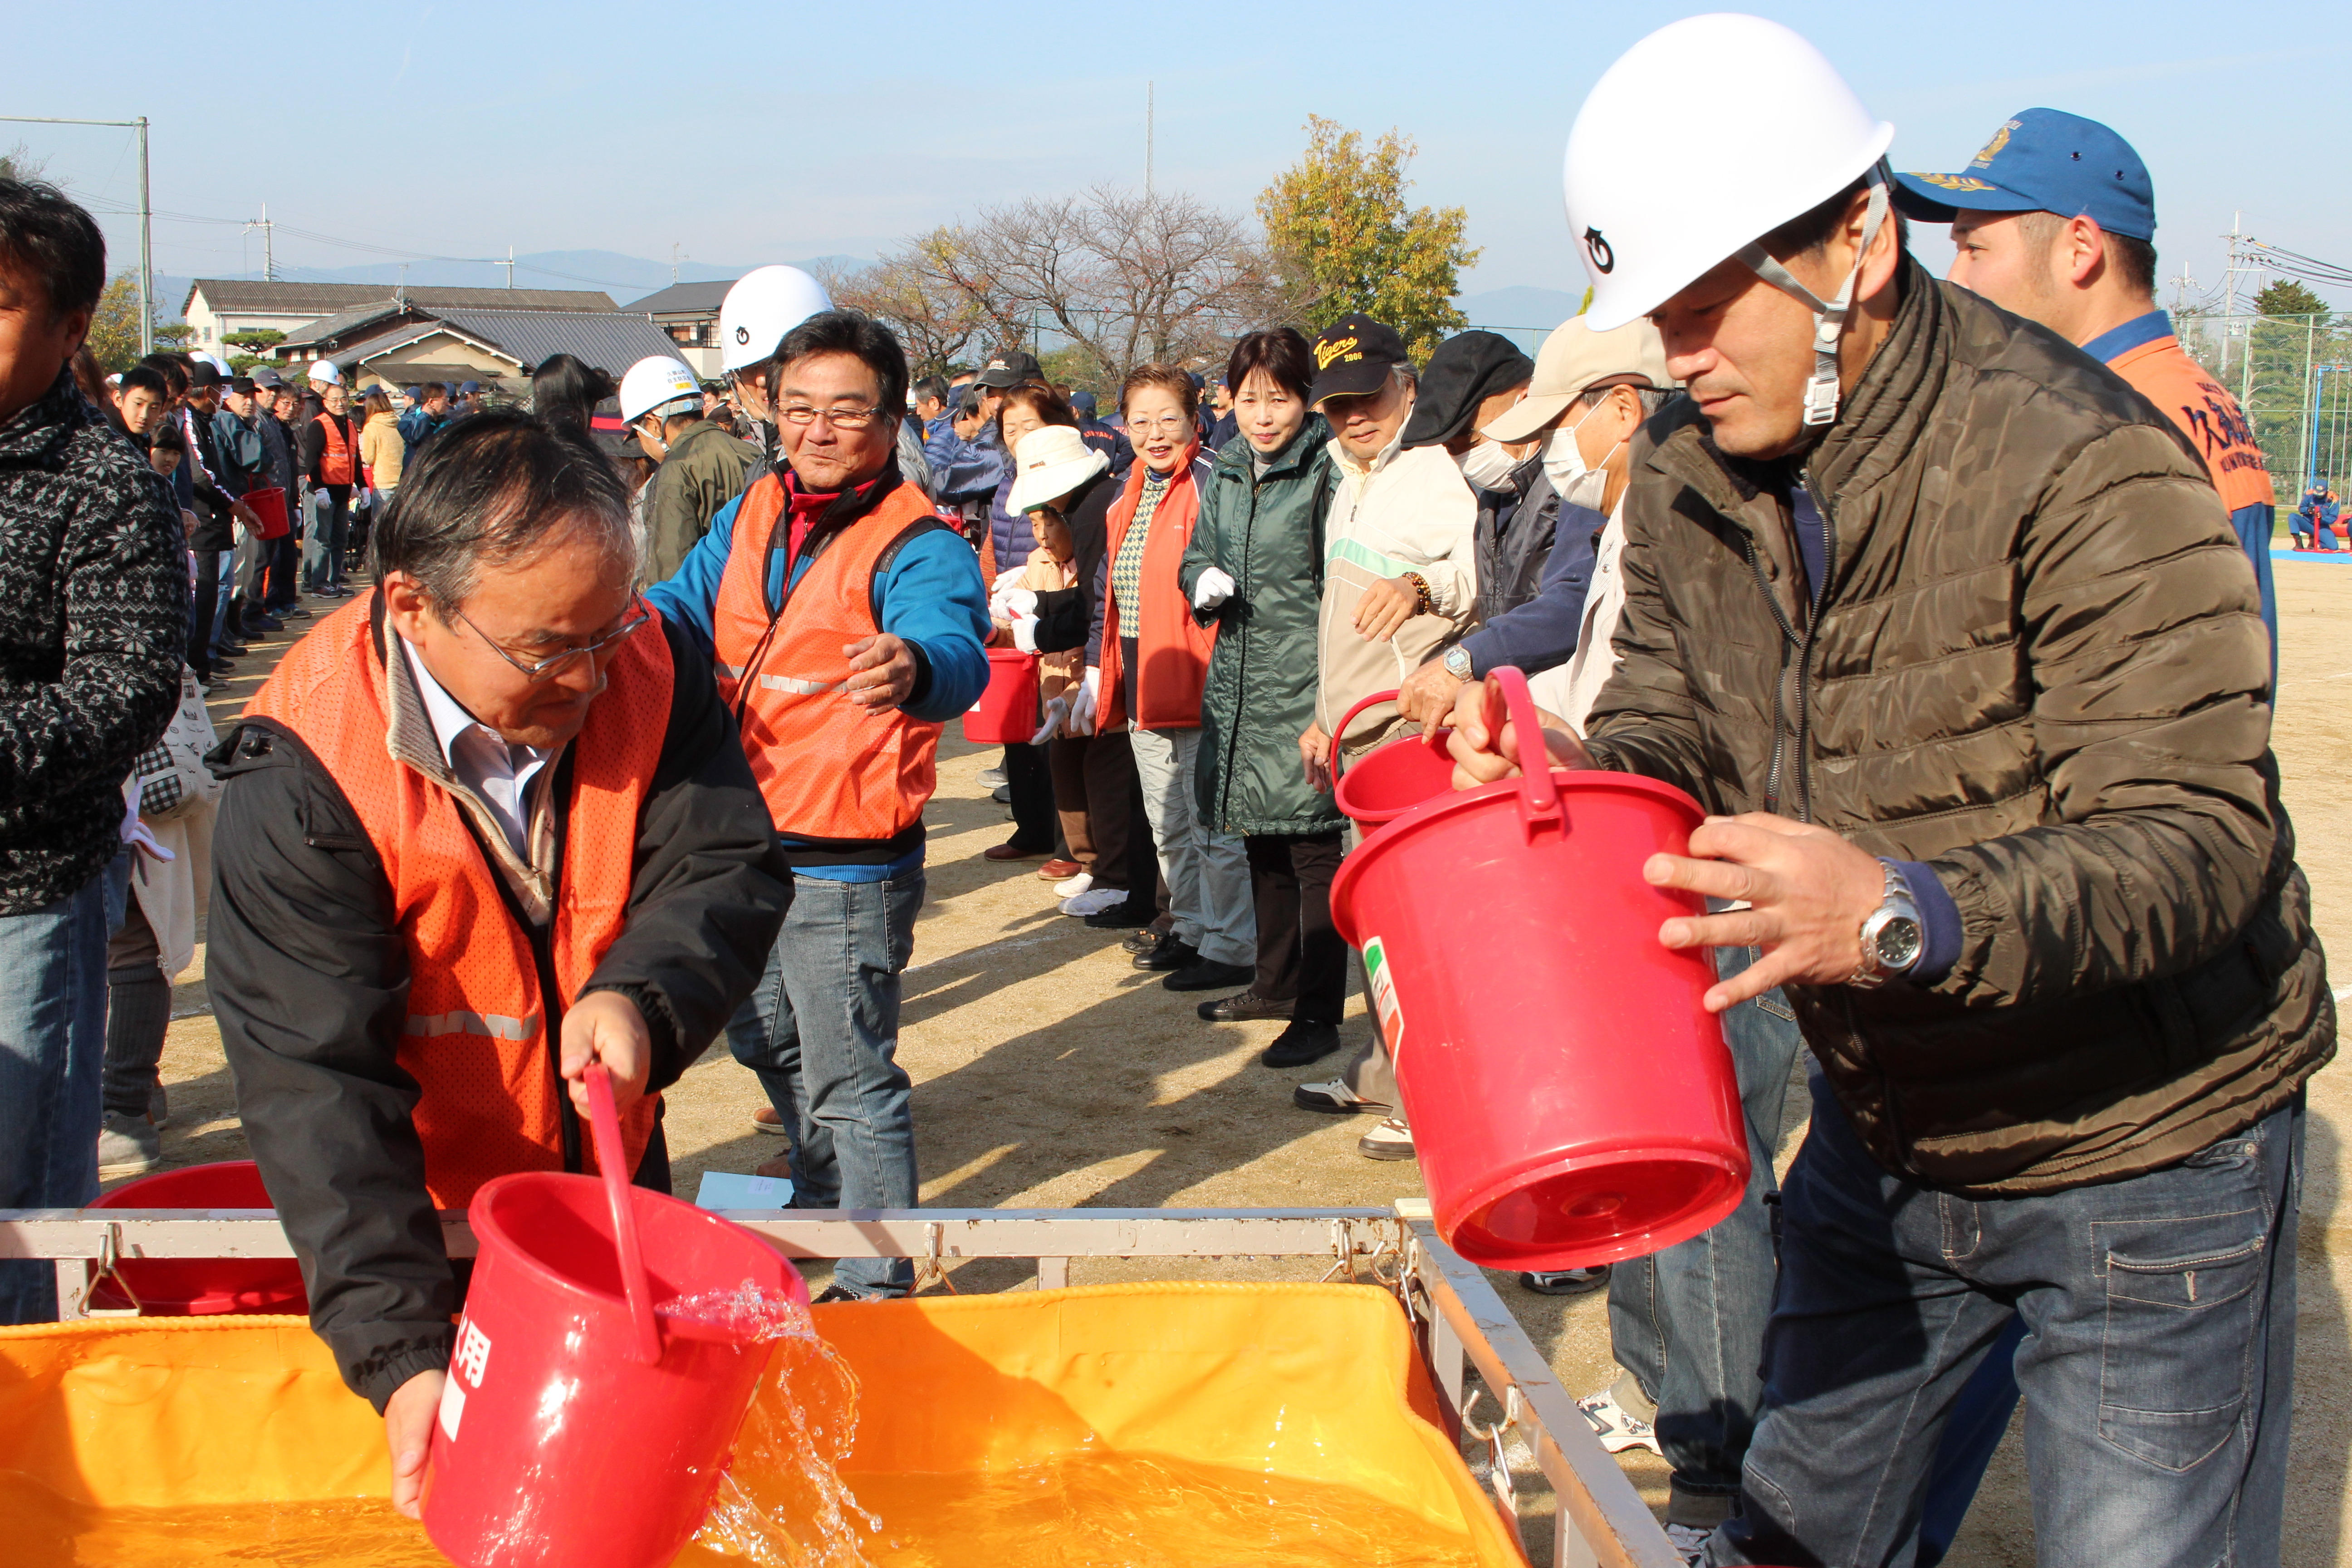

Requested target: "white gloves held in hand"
[
  {"left": 1067, "top": 667, "right": 1100, "bottom": 736},
  {"left": 1191, "top": 567, "right": 1236, "bottom": 612},
  {"left": 1032, "top": 695, "right": 1069, "bottom": 746}
]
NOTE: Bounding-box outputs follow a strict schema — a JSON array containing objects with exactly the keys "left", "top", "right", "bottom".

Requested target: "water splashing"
[{"left": 670, "top": 1281, "right": 881, "bottom": 1568}]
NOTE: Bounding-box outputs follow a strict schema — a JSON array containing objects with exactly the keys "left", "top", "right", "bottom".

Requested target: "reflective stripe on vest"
[
  {"left": 243, "top": 597, "right": 671, "bottom": 1208},
  {"left": 711, "top": 474, "right": 944, "bottom": 838},
  {"left": 313, "top": 412, "right": 360, "bottom": 486}
]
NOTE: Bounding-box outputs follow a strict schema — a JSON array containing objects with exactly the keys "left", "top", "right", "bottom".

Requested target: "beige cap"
[
  {"left": 1005, "top": 425, "right": 1110, "bottom": 515},
  {"left": 1479, "top": 314, "right": 1671, "bottom": 444}
]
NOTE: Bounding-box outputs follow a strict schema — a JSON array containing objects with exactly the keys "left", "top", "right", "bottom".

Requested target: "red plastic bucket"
[
  {"left": 88, "top": 1161, "right": 308, "bottom": 1316},
  {"left": 1330, "top": 688, "right": 1457, "bottom": 833},
  {"left": 1330, "top": 668, "right": 1748, "bottom": 1271},
  {"left": 961, "top": 647, "right": 1040, "bottom": 744},
  {"left": 242, "top": 486, "right": 289, "bottom": 540},
  {"left": 422, "top": 1068, "right": 808, "bottom": 1568}
]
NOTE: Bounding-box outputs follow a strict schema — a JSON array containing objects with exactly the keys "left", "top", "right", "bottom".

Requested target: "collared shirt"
[{"left": 398, "top": 637, "right": 552, "bottom": 859}]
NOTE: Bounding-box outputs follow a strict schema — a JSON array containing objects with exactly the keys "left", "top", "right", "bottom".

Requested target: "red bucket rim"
[
  {"left": 1436, "top": 1140, "right": 1746, "bottom": 1271},
  {"left": 469, "top": 1170, "right": 798, "bottom": 1323}
]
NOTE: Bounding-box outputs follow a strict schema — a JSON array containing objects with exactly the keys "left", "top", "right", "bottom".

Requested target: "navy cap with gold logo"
[
  {"left": 1308, "top": 314, "right": 1409, "bottom": 407},
  {"left": 1891, "top": 107, "right": 2155, "bottom": 242}
]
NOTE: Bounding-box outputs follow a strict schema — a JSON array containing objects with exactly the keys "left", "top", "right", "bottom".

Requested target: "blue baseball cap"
[{"left": 1891, "top": 108, "right": 2155, "bottom": 242}]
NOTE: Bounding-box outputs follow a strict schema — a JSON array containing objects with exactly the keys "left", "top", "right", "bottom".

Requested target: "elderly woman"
[
  {"left": 1082, "top": 365, "right": 1254, "bottom": 991},
  {"left": 1178, "top": 328, "right": 1343, "bottom": 1067},
  {"left": 984, "top": 382, "right": 1083, "bottom": 865}
]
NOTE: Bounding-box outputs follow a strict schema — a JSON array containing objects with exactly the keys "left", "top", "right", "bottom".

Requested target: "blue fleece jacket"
[{"left": 644, "top": 479, "right": 991, "bottom": 878}]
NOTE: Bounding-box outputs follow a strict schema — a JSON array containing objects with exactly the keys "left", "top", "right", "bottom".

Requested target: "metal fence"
[{"left": 2172, "top": 311, "right": 2352, "bottom": 495}]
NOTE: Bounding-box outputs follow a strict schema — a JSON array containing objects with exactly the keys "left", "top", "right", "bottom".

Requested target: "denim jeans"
[
  {"left": 1129, "top": 726, "right": 1254, "bottom": 967},
  {"left": 1606, "top": 944, "right": 1804, "bottom": 1525},
  {"left": 0, "top": 867, "right": 113, "bottom": 1322},
  {"left": 302, "top": 488, "right": 347, "bottom": 590},
  {"left": 1710, "top": 1073, "right": 2300, "bottom": 1567},
  {"left": 726, "top": 869, "right": 922, "bottom": 1296}
]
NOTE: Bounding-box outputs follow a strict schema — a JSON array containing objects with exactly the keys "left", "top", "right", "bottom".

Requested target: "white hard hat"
[
  {"left": 1565, "top": 14, "right": 1893, "bottom": 336},
  {"left": 718, "top": 265, "right": 832, "bottom": 374},
  {"left": 618, "top": 355, "right": 702, "bottom": 425},
  {"left": 307, "top": 359, "right": 342, "bottom": 387}
]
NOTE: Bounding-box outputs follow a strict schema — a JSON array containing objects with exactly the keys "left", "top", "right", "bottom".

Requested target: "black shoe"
[
  {"left": 246, "top": 615, "right": 283, "bottom": 634},
  {"left": 1121, "top": 926, "right": 1164, "bottom": 955},
  {"left": 280, "top": 604, "right": 313, "bottom": 618},
  {"left": 812, "top": 1284, "right": 867, "bottom": 1304},
  {"left": 990, "top": 783, "right": 1012, "bottom": 804},
  {"left": 215, "top": 642, "right": 251, "bottom": 658},
  {"left": 208, "top": 660, "right": 238, "bottom": 676},
  {"left": 1084, "top": 903, "right": 1154, "bottom": 930},
  {"left": 1519, "top": 1266, "right": 1610, "bottom": 1297},
  {"left": 1259, "top": 1019, "right": 1342, "bottom": 1066},
  {"left": 1198, "top": 990, "right": 1294, "bottom": 1023},
  {"left": 1163, "top": 957, "right": 1254, "bottom": 993},
  {"left": 1132, "top": 934, "right": 1199, "bottom": 972}
]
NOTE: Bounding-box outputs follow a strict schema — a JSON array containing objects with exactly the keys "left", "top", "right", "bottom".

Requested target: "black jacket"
[
  {"left": 209, "top": 608, "right": 790, "bottom": 1409},
  {"left": 1028, "top": 467, "right": 1118, "bottom": 656},
  {"left": 0, "top": 368, "right": 188, "bottom": 913}
]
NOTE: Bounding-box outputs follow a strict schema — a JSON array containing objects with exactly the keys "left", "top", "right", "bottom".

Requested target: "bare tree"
[{"left": 843, "top": 186, "right": 1277, "bottom": 388}]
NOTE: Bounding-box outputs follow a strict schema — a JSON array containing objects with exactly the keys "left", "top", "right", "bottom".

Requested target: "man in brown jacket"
[{"left": 1454, "top": 19, "right": 2330, "bottom": 1564}]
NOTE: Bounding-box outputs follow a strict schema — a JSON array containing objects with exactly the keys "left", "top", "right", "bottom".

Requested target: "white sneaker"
[
  {"left": 1293, "top": 1078, "right": 1386, "bottom": 1114},
  {"left": 1060, "top": 887, "right": 1127, "bottom": 917},
  {"left": 1576, "top": 1387, "right": 1662, "bottom": 1456},
  {"left": 1053, "top": 870, "right": 1093, "bottom": 898},
  {"left": 976, "top": 765, "right": 1008, "bottom": 789},
  {"left": 1357, "top": 1117, "right": 1416, "bottom": 1161},
  {"left": 1665, "top": 1522, "right": 1711, "bottom": 1565}
]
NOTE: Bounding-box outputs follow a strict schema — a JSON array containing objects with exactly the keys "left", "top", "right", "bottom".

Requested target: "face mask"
[
  {"left": 1455, "top": 438, "right": 1520, "bottom": 492},
  {"left": 1540, "top": 398, "right": 1626, "bottom": 514}
]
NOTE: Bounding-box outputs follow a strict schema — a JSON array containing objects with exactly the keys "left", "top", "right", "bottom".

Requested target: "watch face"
[{"left": 1874, "top": 916, "right": 1924, "bottom": 971}]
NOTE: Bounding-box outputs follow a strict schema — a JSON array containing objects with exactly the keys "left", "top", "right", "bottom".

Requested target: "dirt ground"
[{"left": 138, "top": 555, "right": 2352, "bottom": 1564}]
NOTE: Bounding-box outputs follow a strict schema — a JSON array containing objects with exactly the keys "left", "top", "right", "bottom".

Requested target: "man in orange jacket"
[{"left": 211, "top": 412, "right": 790, "bottom": 1518}]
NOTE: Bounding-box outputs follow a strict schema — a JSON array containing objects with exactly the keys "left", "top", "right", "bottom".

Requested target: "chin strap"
[{"left": 1735, "top": 165, "right": 1890, "bottom": 427}]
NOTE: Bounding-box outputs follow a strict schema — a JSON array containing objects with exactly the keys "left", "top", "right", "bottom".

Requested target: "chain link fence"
[{"left": 2173, "top": 311, "right": 2352, "bottom": 498}]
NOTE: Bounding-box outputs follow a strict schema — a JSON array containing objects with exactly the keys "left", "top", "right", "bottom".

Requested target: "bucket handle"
[
  {"left": 1326, "top": 689, "right": 1401, "bottom": 787},
  {"left": 1482, "top": 666, "right": 1561, "bottom": 834},
  {"left": 584, "top": 1063, "right": 663, "bottom": 1366}
]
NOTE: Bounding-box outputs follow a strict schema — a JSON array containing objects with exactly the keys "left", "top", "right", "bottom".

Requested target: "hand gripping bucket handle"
[
  {"left": 584, "top": 1063, "right": 663, "bottom": 1365},
  {"left": 1479, "top": 666, "right": 1560, "bottom": 834}
]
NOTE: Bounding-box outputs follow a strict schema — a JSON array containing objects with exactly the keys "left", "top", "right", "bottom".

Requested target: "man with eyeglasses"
[
  {"left": 207, "top": 412, "right": 792, "bottom": 1520},
  {"left": 646, "top": 309, "right": 989, "bottom": 1301}
]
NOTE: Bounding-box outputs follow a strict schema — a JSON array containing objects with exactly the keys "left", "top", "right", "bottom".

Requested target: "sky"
[{"left": 5, "top": 0, "right": 2347, "bottom": 316}]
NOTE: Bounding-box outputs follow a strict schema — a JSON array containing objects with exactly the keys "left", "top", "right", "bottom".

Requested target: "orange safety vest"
[
  {"left": 1098, "top": 447, "right": 1216, "bottom": 732},
  {"left": 244, "top": 597, "right": 670, "bottom": 1208},
  {"left": 2107, "top": 333, "right": 2277, "bottom": 516},
  {"left": 712, "top": 473, "right": 945, "bottom": 839},
  {"left": 313, "top": 412, "right": 361, "bottom": 487}
]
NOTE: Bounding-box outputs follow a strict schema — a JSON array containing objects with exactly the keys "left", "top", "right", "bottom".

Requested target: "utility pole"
[
  {"left": 0, "top": 114, "right": 154, "bottom": 354},
  {"left": 244, "top": 203, "right": 275, "bottom": 281},
  {"left": 1146, "top": 81, "right": 1155, "bottom": 197},
  {"left": 671, "top": 242, "right": 685, "bottom": 284},
  {"left": 502, "top": 245, "right": 515, "bottom": 289},
  {"left": 396, "top": 263, "right": 408, "bottom": 309}
]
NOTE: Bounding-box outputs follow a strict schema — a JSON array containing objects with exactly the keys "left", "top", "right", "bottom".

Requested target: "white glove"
[
  {"left": 1068, "top": 668, "right": 1100, "bottom": 736},
  {"left": 1010, "top": 614, "right": 1041, "bottom": 654},
  {"left": 1031, "top": 695, "right": 1069, "bottom": 746},
  {"left": 993, "top": 564, "right": 1029, "bottom": 590},
  {"left": 990, "top": 585, "right": 1039, "bottom": 621},
  {"left": 1191, "top": 567, "right": 1236, "bottom": 612}
]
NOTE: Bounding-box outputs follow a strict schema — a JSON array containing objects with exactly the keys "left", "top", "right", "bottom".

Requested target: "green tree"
[
  {"left": 2253, "top": 279, "right": 2328, "bottom": 319},
  {"left": 1257, "top": 117, "right": 1480, "bottom": 361},
  {"left": 83, "top": 271, "right": 148, "bottom": 372},
  {"left": 223, "top": 328, "right": 285, "bottom": 353}
]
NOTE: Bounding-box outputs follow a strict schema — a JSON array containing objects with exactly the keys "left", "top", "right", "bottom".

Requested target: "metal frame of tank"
[{"left": 0, "top": 1199, "right": 1681, "bottom": 1568}]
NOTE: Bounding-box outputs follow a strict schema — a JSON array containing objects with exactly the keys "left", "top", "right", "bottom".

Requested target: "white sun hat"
[{"left": 1005, "top": 425, "right": 1109, "bottom": 515}]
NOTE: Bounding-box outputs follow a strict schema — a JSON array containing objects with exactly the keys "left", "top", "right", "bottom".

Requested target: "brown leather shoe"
[
  {"left": 1036, "top": 858, "right": 1082, "bottom": 879},
  {"left": 984, "top": 841, "right": 1050, "bottom": 861}
]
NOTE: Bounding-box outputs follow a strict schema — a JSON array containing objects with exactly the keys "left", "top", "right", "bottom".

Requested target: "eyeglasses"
[
  {"left": 1130, "top": 416, "right": 1192, "bottom": 435},
  {"left": 777, "top": 403, "right": 886, "bottom": 429},
  {"left": 458, "top": 596, "right": 652, "bottom": 682}
]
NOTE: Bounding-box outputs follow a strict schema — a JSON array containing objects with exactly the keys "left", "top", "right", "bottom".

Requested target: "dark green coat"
[{"left": 1179, "top": 417, "right": 1342, "bottom": 838}]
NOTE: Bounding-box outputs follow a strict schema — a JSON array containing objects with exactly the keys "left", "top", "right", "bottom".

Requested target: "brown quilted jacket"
[{"left": 1583, "top": 256, "right": 2333, "bottom": 1195}]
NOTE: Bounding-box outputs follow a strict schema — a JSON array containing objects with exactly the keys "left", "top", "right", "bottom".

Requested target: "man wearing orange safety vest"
[
  {"left": 210, "top": 412, "right": 790, "bottom": 1518},
  {"left": 1896, "top": 108, "right": 2283, "bottom": 681},
  {"left": 646, "top": 309, "right": 989, "bottom": 1300}
]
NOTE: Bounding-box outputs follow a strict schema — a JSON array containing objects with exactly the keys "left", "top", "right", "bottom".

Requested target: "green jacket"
[
  {"left": 1587, "top": 256, "right": 2331, "bottom": 1195},
  {"left": 644, "top": 418, "right": 760, "bottom": 584},
  {"left": 1179, "top": 417, "right": 1343, "bottom": 838}
]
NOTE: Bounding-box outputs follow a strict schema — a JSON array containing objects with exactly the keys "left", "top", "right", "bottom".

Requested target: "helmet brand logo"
[
  {"left": 1583, "top": 227, "right": 1615, "bottom": 274},
  {"left": 734, "top": 326, "right": 750, "bottom": 344}
]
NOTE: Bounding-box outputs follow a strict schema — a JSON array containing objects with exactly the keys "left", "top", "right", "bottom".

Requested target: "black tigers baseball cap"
[{"left": 1308, "top": 314, "right": 1408, "bottom": 407}]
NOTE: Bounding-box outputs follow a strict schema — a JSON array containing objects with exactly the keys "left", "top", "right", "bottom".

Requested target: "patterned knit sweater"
[{"left": 0, "top": 368, "right": 190, "bottom": 913}]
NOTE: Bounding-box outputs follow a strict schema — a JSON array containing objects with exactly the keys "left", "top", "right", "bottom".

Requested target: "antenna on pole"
[
  {"left": 671, "top": 242, "right": 685, "bottom": 284},
  {"left": 243, "top": 205, "right": 276, "bottom": 281},
  {"left": 502, "top": 245, "right": 515, "bottom": 289},
  {"left": 1146, "top": 81, "right": 1155, "bottom": 197},
  {"left": 396, "top": 263, "right": 408, "bottom": 309},
  {"left": 2167, "top": 265, "right": 2197, "bottom": 314}
]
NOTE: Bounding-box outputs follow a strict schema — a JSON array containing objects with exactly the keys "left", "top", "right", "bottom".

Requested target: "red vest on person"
[
  {"left": 243, "top": 598, "right": 670, "bottom": 1209},
  {"left": 1098, "top": 447, "right": 1217, "bottom": 732},
  {"left": 2108, "top": 334, "right": 2277, "bottom": 516},
  {"left": 313, "top": 412, "right": 361, "bottom": 486},
  {"left": 712, "top": 472, "right": 944, "bottom": 839}
]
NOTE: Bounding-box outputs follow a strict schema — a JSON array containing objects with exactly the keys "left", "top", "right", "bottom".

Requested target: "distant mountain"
[
  {"left": 152, "top": 252, "right": 869, "bottom": 316},
  {"left": 1455, "top": 285, "right": 1585, "bottom": 332}
]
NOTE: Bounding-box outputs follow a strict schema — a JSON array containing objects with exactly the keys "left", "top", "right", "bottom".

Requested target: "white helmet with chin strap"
[
  {"left": 717, "top": 265, "right": 833, "bottom": 376},
  {"left": 1563, "top": 13, "right": 1894, "bottom": 426}
]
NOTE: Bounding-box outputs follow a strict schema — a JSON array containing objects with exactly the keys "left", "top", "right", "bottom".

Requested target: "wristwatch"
[
  {"left": 1849, "top": 859, "right": 1925, "bottom": 989},
  {"left": 1442, "top": 644, "right": 1475, "bottom": 681}
]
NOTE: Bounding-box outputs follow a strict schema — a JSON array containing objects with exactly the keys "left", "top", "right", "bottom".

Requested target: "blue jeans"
[
  {"left": 1606, "top": 945, "right": 1804, "bottom": 1524},
  {"left": 725, "top": 869, "right": 922, "bottom": 1296},
  {"left": 1711, "top": 1074, "right": 2300, "bottom": 1567},
  {"left": 0, "top": 867, "right": 113, "bottom": 1322},
  {"left": 302, "top": 488, "right": 347, "bottom": 590}
]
